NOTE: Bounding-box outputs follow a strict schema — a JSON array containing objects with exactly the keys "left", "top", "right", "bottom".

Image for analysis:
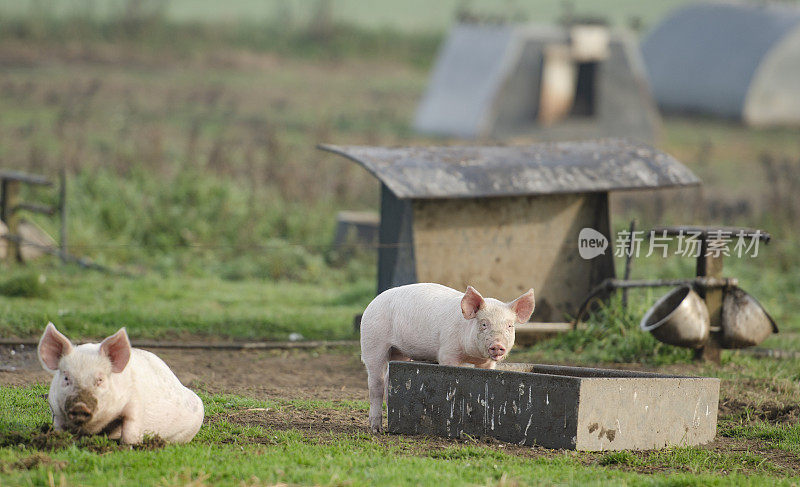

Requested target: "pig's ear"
[
  {"left": 38, "top": 322, "right": 73, "bottom": 373},
  {"left": 461, "top": 286, "right": 485, "bottom": 320},
  {"left": 100, "top": 328, "right": 132, "bottom": 374},
  {"left": 509, "top": 289, "right": 535, "bottom": 323}
]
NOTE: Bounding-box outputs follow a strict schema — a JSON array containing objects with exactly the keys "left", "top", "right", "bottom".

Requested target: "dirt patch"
[
  {"left": 718, "top": 376, "right": 800, "bottom": 426},
  {"left": 219, "top": 404, "right": 368, "bottom": 438},
  {"left": 0, "top": 425, "right": 76, "bottom": 451},
  {"left": 0, "top": 424, "right": 167, "bottom": 454},
  {"left": 720, "top": 398, "right": 800, "bottom": 425},
  {"left": 162, "top": 347, "right": 367, "bottom": 401},
  {"left": 216, "top": 405, "right": 566, "bottom": 460},
  {"left": 0, "top": 345, "right": 368, "bottom": 401},
  {"left": 0, "top": 453, "right": 68, "bottom": 473}
]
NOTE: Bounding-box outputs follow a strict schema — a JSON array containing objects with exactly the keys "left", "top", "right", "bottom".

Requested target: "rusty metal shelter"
[
  {"left": 321, "top": 139, "right": 699, "bottom": 322},
  {"left": 413, "top": 22, "right": 660, "bottom": 142},
  {"left": 642, "top": 2, "right": 800, "bottom": 126}
]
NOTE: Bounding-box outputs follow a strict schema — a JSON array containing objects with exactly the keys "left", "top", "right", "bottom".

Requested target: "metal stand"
[{"left": 653, "top": 226, "right": 771, "bottom": 363}]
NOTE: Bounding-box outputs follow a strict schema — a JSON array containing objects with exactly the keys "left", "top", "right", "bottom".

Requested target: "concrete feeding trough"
[
  {"left": 320, "top": 139, "right": 699, "bottom": 323},
  {"left": 387, "top": 362, "right": 719, "bottom": 451}
]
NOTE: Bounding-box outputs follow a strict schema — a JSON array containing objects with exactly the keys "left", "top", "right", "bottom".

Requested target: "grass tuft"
[
  {"left": 526, "top": 294, "right": 693, "bottom": 365},
  {"left": 0, "top": 272, "right": 50, "bottom": 299}
]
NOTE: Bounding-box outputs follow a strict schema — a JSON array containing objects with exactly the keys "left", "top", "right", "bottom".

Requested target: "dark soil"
[
  {"left": 0, "top": 424, "right": 167, "bottom": 454},
  {"left": 720, "top": 398, "right": 800, "bottom": 425},
  {"left": 0, "top": 344, "right": 367, "bottom": 401},
  {"left": 0, "top": 453, "right": 68, "bottom": 473}
]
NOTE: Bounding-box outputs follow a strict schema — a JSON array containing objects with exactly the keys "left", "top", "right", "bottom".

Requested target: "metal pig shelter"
[
  {"left": 642, "top": 2, "right": 800, "bottom": 126},
  {"left": 413, "top": 22, "right": 660, "bottom": 141},
  {"left": 321, "top": 139, "right": 699, "bottom": 322}
]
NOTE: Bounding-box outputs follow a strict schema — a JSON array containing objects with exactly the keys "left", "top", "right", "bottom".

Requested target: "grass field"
[
  {"left": 0, "top": 5, "right": 799, "bottom": 486},
  {"left": 0, "top": 0, "right": 695, "bottom": 32}
]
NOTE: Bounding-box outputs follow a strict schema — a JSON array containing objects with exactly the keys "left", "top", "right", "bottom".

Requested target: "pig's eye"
[
  {"left": 508, "top": 323, "right": 514, "bottom": 329},
  {"left": 62, "top": 373, "right": 71, "bottom": 385},
  {"left": 480, "top": 321, "right": 488, "bottom": 329},
  {"left": 95, "top": 376, "right": 104, "bottom": 387}
]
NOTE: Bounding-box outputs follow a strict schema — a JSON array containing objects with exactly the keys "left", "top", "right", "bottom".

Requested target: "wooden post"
[
  {"left": 0, "top": 178, "right": 22, "bottom": 263},
  {"left": 622, "top": 219, "right": 636, "bottom": 308},
  {"left": 694, "top": 238, "right": 724, "bottom": 363}
]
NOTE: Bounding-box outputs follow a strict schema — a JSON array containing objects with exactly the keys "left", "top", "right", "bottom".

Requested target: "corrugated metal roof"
[{"left": 319, "top": 139, "right": 700, "bottom": 199}]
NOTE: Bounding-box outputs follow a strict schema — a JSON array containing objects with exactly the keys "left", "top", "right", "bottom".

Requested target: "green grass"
[
  {"left": 0, "top": 0, "right": 697, "bottom": 33},
  {"left": 0, "top": 263, "right": 373, "bottom": 341},
  {"left": 518, "top": 293, "right": 693, "bottom": 365},
  {"left": 2, "top": 384, "right": 799, "bottom": 486}
]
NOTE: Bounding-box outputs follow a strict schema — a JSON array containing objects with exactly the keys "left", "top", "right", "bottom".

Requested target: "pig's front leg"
[
  {"left": 474, "top": 360, "right": 498, "bottom": 370},
  {"left": 120, "top": 417, "right": 143, "bottom": 444},
  {"left": 437, "top": 350, "right": 471, "bottom": 368},
  {"left": 118, "top": 403, "right": 144, "bottom": 444},
  {"left": 52, "top": 412, "right": 66, "bottom": 432}
]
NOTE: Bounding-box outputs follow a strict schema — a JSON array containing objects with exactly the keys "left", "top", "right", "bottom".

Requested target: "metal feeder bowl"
[
  {"left": 721, "top": 286, "right": 778, "bottom": 348},
  {"left": 640, "top": 285, "right": 710, "bottom": 348}
]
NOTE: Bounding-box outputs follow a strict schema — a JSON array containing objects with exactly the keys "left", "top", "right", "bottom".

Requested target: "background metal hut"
[
  {"left": 641, "top": 2, "right": 800, "bottom": 126},
  {"left": 321, "top": 139, "right": 699, "bottom": 322},
  {"left": 413, "top": 22, "right": 660, "bottom": 142}
]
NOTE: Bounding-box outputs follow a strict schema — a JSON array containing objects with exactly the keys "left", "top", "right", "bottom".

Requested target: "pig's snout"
[
  {"left": 488, "top": 343, "right": 506, "bottom": 361},
  {"left": 65, "top": 393, "right": 97, "bottom": 426},
  {"left": 68, "top": 402, "right": 92, "bottom": 424}
]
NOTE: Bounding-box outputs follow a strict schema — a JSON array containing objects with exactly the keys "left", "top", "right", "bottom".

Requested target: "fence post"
[{"left": 0, "top": 178, "right": 22, "bottom": 262}]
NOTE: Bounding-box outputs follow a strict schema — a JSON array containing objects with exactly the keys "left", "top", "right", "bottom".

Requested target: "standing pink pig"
[
  {"left": 38, "top": 322, "right": 204, "bottom": 444},
  {"left": 360, "top": 283, "right": 535, "bottom": 433}
]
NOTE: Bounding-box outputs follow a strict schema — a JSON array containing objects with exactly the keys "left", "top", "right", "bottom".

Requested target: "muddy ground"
[
  {"left": 0, "top": 344, "right": 367, "bottom": 400},
  {"left": 2, "top": 344, "right": 799, "bottom": 476}
]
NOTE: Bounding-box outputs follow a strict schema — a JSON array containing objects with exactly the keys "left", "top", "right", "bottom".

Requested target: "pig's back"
[
  {"left": 361, "top": 283, "right": 463, "bottom": 360},
  {"left": 130, "top": 349, "right": 204, "bottom": 443}
]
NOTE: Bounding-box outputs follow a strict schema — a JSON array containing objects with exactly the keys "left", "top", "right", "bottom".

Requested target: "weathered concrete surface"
[{"left": 387, "top": 362, "right": 719, "bottom": 451}]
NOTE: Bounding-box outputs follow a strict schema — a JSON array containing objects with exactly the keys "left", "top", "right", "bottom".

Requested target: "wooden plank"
[
  {"left": 515, "top": 321, "right": 573, "bottom": 346},
  {"left": 0, "top": 171, "right": 52, "bottom": 186}
]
